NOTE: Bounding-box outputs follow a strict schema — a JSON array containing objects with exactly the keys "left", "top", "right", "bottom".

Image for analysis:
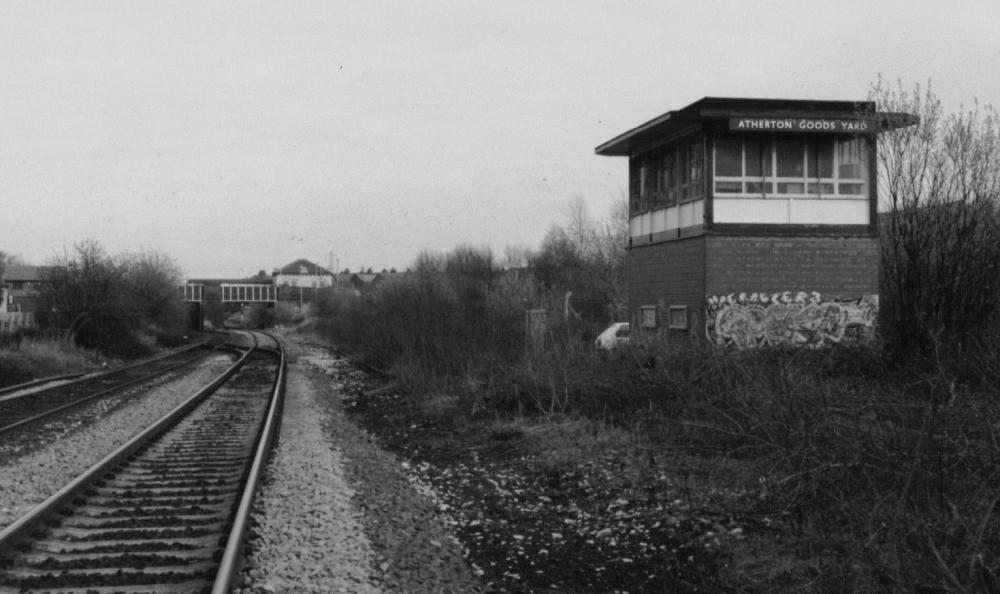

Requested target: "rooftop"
[
  {"left": 595, "top": 96, "right": 918, "bottom": 157},
  {"left": 275, "top": 259, "right": 334, "bottom": 276},
  {"left": 1, "top": 265, "right": 55, "bottom": 283}
]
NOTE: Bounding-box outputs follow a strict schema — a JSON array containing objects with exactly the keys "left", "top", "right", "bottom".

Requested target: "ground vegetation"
[
  {"left": 5, "top": 79, "right": 1000, "bottom": 590},
  {"left": 0, "top": 335, "right": 97, "bottom": 388},
  {"left": 304, "top": 81, "right": 1000, "bottom": 592},
  {"left": 875, "top": 77, "right": 1000, "bottom": 376}
]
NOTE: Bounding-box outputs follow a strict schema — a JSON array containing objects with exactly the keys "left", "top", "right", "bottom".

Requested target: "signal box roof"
[{"left": 595, "top": 96, "right": 918, "bottom": 157}]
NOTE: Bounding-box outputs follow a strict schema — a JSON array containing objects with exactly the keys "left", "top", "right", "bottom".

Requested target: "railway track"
[
  {"left": 0, "top": 334, "right": 231, "bottom": 438},
  {"left": 0, "top": 330, "right": 285, "bottom": 593}
]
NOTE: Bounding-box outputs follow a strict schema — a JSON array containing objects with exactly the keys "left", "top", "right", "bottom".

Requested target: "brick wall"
[
  {"left": 704, "top": 235, "right": 879, "bottom": 298},
  {"left": 627, "top": 236, "right": 705, "bottom": 331}
]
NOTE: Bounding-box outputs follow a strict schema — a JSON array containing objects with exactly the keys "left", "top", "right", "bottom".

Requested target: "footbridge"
[
  {"left": 178, "top": 283, "right": 276, "bottom": 303},
  {"left": 219, "top": 283, "right": 277, "bottom": 303},
  {"left": 178, "top": 280, "right": 278, "bottom": 331}
]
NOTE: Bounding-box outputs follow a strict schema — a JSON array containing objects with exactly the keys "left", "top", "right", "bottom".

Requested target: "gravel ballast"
[
  {"left": 3, "top": 341, "right": 486, "bottom": 593},
  {"left": 236, "top": 358, "right": 381, "bottom": 593},
  {"left": 237, "top": 339, "right": 483, "bottom": 593},
  {"left": 0, "top": 353, "right": 235, "bottom": 531}
]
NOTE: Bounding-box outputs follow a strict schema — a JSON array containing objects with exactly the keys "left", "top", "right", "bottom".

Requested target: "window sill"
[{"left": 712, "top": 194, "right": 868, "bottom": 200}]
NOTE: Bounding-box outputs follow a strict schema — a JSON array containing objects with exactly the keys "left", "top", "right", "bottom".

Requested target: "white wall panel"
[
  {"left": 665, "top": 205, "right": 679, "bottom": 230},
  {"left": 790, "top": 199, "right": 869, "bottom": 225},
  {"left": 651, "top": 208, "right": 667, "bottom": 233},
  {"left": 713, "top": 198, "right": 789, "bottom": 224},
  {"left": 630, "top": 216, "right": 642, "bottom": 236}
]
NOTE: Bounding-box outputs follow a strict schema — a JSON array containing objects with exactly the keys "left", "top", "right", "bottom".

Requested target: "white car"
[{"left": 595, "top": 322, "right": 630, "bottom": 350}]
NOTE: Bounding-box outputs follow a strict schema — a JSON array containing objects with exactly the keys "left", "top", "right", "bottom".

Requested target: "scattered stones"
[{"left": 237, "top": 337, "right": 483, "bottom": 593}]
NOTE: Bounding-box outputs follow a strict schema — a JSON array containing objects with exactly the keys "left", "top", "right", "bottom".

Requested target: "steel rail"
[
  {"left": 0, "top": 334, "right": 217, "bottom": 400},
  {"left": 212, "top": 330, "right": 286, "bottom": 592},
  {"left": 0, "top": 350, "right": 224, "bottom": 436},
  {"left": 0, "top": 336, "right": 257, "bottom": 556},
  {"left": 0, "top": 337, "right": 229, "bottom": 436},
  {"left": 0, "top": 372, "right": 87, "bottom": 397}
]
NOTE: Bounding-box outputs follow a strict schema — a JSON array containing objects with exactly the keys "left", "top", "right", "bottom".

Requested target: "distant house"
[
  {"left": 1, "top": 265, "right": 56, "bottom": 331},
  {"left": 349, "top": 273, "right": 382, "bottom": 291},
  {"left": 333, "top": 272, "right": 353, "bottom": 288},
  {"left": 273, "top": 259, "right": 335, "bottom": 289}
]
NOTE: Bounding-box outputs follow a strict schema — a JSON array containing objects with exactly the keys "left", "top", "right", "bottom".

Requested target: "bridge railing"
[
  {"left": 220, "top": 284, "right": 276, "bottom": 303},
  {"left": 178, "top": 284, "right": 204, "bottom": 302}
]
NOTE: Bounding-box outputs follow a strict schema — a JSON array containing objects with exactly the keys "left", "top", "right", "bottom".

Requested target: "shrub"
[
  {"left": 874, "top": 79, "right": 1000, "bottom": 371},
  {"left": 44, "top": 240, "right": 188, "bottom": 357},
  {"left": 0, "top": 336, "right": 96, "bottom": 387}
]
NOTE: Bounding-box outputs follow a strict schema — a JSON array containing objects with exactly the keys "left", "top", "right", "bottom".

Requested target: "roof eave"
[{"left": 595, "top": 112, "right": 676, "bottom": 156}]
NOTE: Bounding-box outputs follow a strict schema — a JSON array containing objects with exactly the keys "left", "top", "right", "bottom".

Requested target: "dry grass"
[
  {"left": 0, "top": 336, "right": 97, "bottom": 387},
  {"left": 411, "top": 338, "right": 1000, "bottom": 591},
  {"left": 488, "top": 415, "right": 635, "bottom": 472},
  {"left": 308, "top": 250, "right": 1000, "bottom": 590}
]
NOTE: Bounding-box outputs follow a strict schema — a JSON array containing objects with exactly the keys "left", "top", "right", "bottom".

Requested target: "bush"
[
  {"left": 875, "top": 79, "right": 1000, "bottom": 371},
  {"left": 45, "top": 240, "right": 188, "bottom": 358},
  {"left": 244, "top": 304, "right": 276, "bottom": 329},
  {"left": 611, "top": 342, "right": 1000, "bottom": 591},
  {"left": 0, "top": 336, "right": 97, "bottom": 387}
]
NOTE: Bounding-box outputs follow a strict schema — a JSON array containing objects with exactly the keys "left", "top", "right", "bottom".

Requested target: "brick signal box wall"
[
  {"left": 629, "top": 234, "right": 880, "bottom": 347},
  {"left": 705, "top": 236, "right": 878, "bottom": 296}
]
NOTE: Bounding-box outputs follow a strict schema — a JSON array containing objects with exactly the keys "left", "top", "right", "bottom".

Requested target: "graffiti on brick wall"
[{"left": 705, "top": 292, "right": 878, "bottom": 348}]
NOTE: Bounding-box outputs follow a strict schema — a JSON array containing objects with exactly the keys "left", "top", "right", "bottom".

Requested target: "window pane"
[
  {"left": 630, "top": 158, "right": 640, "bottom": 212},
  {"left": 838, "top": 183, "right": 866, "bottom": 195},
  {"left": 715, "top": 181, "right": 741, "bottom": 193},
  {"left": 660, "top": 151, "right": 675, "bottom": 195},
  {"left": 715, "top": 139, "right": 742, "bottom": 177},
  {"left": 642, "top": 155, "right": 658, "bottom": 204},
  {"left": 808, "top": 139, "right": 835, "bottom": 178},
  {"left": 689, "top": 141, "right": 703, "bottom": 182},
  {"left": 746, "top": 181, "right": 770, "bottom": 195},
  {"left": 775, "top": 139, "right": 804, "bottom": 177},
  {"left": 837, "top": 139, "right": 867, "bottom": 179},
  {"left": 639, "top": 162, "right": 648, "bottom": 209},
  {"left": 679, "top": 145, "right": 690, "bottom": 184},
  {"left": 777, "top": 182, "right": 805, "bottom": 194},
  {"left": 807, "top": 182, "right": 835, "bottom": 196},
  {"left": 745, "top": 141, "right": 764, "bottom": 177},
  {"left": 689, "top": 141, "right": 704, "bottom": 199}
]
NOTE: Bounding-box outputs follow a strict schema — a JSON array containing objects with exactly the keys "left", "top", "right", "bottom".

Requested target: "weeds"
[
  {"left": 306, "top": 236, "right": 1000, "bottom": 590},
  {"left": 0, "top": 336, "right": 98, "bottom": 387},
  {"left": 325, "top": 276, "right": 1000, "bottom": 589}
]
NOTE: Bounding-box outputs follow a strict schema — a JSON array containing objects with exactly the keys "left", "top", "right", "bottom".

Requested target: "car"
[{"left": 595, "top": 322, "right": 630, "bottom": 350}]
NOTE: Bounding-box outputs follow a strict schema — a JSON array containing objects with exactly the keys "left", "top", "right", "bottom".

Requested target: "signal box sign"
[{"left": 729, "top": 117, "right": 870, "bottom": 133}]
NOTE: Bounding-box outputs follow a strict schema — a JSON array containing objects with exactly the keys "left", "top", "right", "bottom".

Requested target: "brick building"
[
  {"left": 596, "top": 97, "right": 916, "bottom": 347},
  {"left": 1, "top": 265, "right": 56, "bottom": 332}
]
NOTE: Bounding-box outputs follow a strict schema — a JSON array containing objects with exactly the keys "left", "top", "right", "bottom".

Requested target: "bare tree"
[
  {"left": 873, "top": 78, "right": 1000, "bottom": 361},
  {"left": 47, "top": 240, "right": 187, "bottom": 355},
  {"left": 118, "top": 248, "right": 187, "bottom": 335},
  {"left": 531, "top": 196, "right": 628, "bottom": 323},
  {"left": 501, "top": 244, "right": 533, "bottom": 270}
]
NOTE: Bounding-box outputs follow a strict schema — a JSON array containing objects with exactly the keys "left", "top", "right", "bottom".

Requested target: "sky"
[{"left": 2, "top": 0, "right": 998, "bottom": 279}]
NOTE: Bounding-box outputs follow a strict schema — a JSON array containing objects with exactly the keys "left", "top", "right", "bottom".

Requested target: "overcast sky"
[{"left": 2, "top": 1, "right": 997, "bottom": 278}]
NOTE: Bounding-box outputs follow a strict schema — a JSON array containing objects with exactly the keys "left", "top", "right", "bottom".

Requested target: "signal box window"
[
  {"left": 628, "top": 138, "right": 706, "bottom": 215},
  {"left": 713, "top": 136, "right": 867, "bottom": 199}
]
